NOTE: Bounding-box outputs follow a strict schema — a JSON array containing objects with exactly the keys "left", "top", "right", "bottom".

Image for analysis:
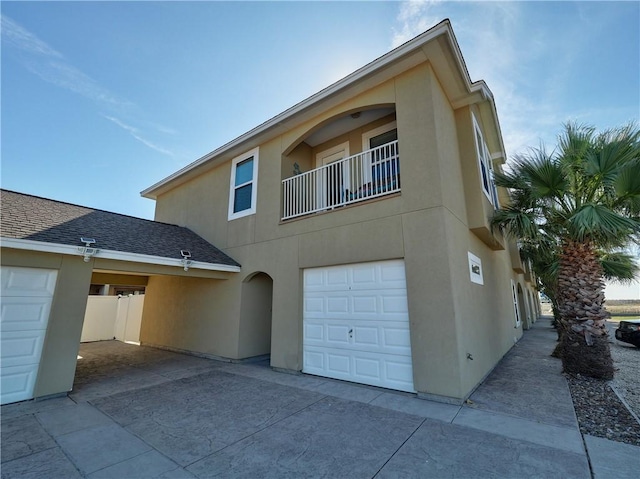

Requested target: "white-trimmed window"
[
  {"left": 472, "top": 115, "right": 499, "bottom": 208},
  {"left": 228, "top": 147, "right": 259, "bottom": 220},
  {"left": 511, "top": 279, "right": 522, "bottom": 328},
  {"left": 362, "top": 121, "right": 399, "bottom": 185}
]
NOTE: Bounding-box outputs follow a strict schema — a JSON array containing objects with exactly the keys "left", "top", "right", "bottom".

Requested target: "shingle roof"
[{"left": 0, "top": 189, "right": 240, "bottom": 268}]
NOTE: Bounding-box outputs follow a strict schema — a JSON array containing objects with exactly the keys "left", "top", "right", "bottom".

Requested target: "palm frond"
[
  {"left": 600, "top": 251, "right": 639, "bottom": 283},
  {"left": 521, "top": 155, "right": 568, "bottom": 201},
  {"left": 568, "top": 203, "right": 638, "bottom": 242},
  {"left": 491, "top": 207, "right": 541, "bottom": 241},
  {"left": 613, "top": 157, "right": 640, "bottom": 215}
]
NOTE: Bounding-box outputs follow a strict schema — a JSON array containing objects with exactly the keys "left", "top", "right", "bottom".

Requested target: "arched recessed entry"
[
  {"left": 526, "top": 289, "right": 536, "bottom": 325},
  {"left": 517, "top": 283, "right": 529, "bottom": 330},
  {"left": 238, "top": 272, "right": 273, "bottom": 359}
]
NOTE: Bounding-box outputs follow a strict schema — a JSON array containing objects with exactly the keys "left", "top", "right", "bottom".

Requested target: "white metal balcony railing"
[{"left": 282, "top": 141, "right": 400, "bottom": 220}]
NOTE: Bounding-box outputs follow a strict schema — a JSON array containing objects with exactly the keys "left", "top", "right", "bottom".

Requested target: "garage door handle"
[{"left": 349, "top": 329, "right": 353, "bottom": 337}]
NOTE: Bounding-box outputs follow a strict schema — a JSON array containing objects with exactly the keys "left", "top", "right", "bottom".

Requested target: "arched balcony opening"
[{"left": 281, "top": 106, "right": 399, "bottom": 220}]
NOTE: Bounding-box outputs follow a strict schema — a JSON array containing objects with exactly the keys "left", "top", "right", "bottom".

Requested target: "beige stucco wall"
[
  {"left": 139, "top": 274, "right": 241, "bottom": 358},
  {"left": 149, "top": 61, "right": 523, "bottom": 401},
  {"left": 1, "top": 248, "right": 93, "bottom": 399}
]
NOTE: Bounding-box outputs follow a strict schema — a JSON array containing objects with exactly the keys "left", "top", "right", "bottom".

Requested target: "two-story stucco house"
[{"left": 139, "top": 20, "right": 539, "bottom": 403}]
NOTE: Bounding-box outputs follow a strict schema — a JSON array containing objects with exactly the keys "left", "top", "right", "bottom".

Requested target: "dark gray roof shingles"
[{"left": 0, "top": 189, "right": 240, "bottom": 268}]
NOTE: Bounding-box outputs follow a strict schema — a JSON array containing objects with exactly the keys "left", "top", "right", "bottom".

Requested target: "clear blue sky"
[{"left": 2, "top": 1, "right": 638, "bottom": 220}]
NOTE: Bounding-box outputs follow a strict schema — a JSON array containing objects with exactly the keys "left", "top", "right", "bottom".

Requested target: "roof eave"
[
  {"left": 141, "top": 19, "right": 506, "bottom": 199},
  {"left": 0, "top": 237, "right": 241, "bottom": 273},
  {"left": 141, "top": 20, "right": 457, "bottom": 200}
]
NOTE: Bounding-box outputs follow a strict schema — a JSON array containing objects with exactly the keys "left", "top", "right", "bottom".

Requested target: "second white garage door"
[
  {"left": 303, "top": 259, "right": 414, "bottom": 392},
  {"left": 1, "top": 266, "right": 57, "bottom": 405}
]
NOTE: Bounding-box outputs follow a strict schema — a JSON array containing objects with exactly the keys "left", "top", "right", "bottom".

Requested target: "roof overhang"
[
  {"left": 142, "top": 19, "right": 506, "bottom": 199},
  {"left": 0, "top": 237, "right": 241, "bottom": 273}
]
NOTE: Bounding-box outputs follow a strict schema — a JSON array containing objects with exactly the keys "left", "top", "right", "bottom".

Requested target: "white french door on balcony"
[
  {"left": 363, "top": 124, "right": 399, "bottom": 193},
  {"left": 316, "top": 142, "right": 350, "bottom": 209}
]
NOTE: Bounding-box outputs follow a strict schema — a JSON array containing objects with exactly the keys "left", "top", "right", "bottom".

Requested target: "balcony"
[{"left": 282, "top": 141, "right": 400, "bottom": 220}]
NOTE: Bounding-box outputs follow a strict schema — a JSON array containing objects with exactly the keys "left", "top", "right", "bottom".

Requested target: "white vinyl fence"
[{"left": 81, "top": 295, "right": 144, "bottom": 343}]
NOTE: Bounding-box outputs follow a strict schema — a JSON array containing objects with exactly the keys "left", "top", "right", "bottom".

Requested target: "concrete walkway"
[{"left": 2, "top": 318, "right": 638, "bottom": 478}]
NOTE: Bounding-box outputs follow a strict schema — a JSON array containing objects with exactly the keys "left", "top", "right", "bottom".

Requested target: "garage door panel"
[
  {"left": 380, "top": 262, "right": 407, "bottom": 285},
  {"left": 327, "top": 296, "right": 349, "bottom": 313},
  {"left": 304, "top": 347, "right": 414, "bottom": 392},
  {"left": 1, "top": 331, "right": 46, "bottom": 367},
  {"left": 353, "top": 326, "right": 378, "bottom": 346},
  {"left": 304, "top": 262, "right": 406, "bottom": 293},
  {"left": 383, "top": 328, "right": 412, "bottom": 351},
  {"left": 326, "top": 324, "right": 350, "bottom": 345},
  {"left": 327, "top": 353, "right": 351, "bottom": 375},
  {"left": 381, "top": 295, "right": 409, "bottom": 314},
  {"left": 327, "top": 269, "right": 349, "bottom": 287},
  {"left": 0, "top": 364, "right": 39, "bottom": 404},
  {"left": 305, "top": 319, "right": 409, "bottom": 355},
  {"left": 304, "top": 293, "right": 408, "bottom": 320},
  {"left": 304, "top": 322, "right": 324, "bottom": 341},
  {"left": 303, "top": 260, "right": 414, "bottom": 392},
  {"left": 1, "top": 297, "right": 52, "bottom": 332},
  {"left": 353, "top": 295, "right": 377, "bottom": 313},
  {"left": 1, "top": 267, "right": 57, "bottom": 296},
  {"left": 304, "top": 350, "right": 324, "bottom": 371},
  {"left": 351, "top": 264, "right": 377, "bottom": 285},
  {"left": 1, "top": 266, "right": 56, "bottom": 405},
  {"left": 386, "top": 360, "right": 414, "bottom": 385},
  {"left": 354, "top": 357, "right": 380, "bottom": 379},
  {"left": 304, "top": 297, "right": 324, "bottom": 315}
]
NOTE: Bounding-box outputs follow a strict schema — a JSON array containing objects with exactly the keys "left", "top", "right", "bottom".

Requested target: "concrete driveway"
[{"left": 2, "top": 320, "right": 637, "bottom": 478}]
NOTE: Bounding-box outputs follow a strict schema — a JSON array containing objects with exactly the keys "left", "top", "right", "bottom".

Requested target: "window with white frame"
[
  {"left": 511, "top": 279, "right": 522, "bottom": 328},
  {"left": 362, "top": 121, "right": 399, "bottom": 186},
  {"left": 472, "top": 116, "right": 499, "bottom": 208},
  {"left": 228, "top": 147, "right": 259, "bottom": 220}
]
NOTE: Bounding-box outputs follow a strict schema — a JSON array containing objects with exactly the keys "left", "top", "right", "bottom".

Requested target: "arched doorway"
[
  {"left": 238, "top": 272, "right": 273, "bottom": 359},
  {"left": 517, "top": 283, "right": 529, "bottom": 329}
]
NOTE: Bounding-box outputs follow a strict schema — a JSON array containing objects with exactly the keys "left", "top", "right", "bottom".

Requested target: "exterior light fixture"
[
  {"left": 79, "top": 237, "right": 99, "bottom": 262},
  {"left": 180, "top": 250, "right": 192, "bottom": 271}
]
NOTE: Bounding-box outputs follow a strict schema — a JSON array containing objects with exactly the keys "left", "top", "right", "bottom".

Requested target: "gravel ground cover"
[{"left": 565, "top": 321, "right": 640, "bottom": 447}]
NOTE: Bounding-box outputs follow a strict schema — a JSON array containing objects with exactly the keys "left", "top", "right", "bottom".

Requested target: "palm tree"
[
  {"left": 519, "top": 239, "right": 638, "bottom": 331},
  {"left": 492, "top": 123, "right": 640, "bottom": 379}
]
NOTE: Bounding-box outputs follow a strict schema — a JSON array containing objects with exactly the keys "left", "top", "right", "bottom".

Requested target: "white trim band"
[{"left": 0, "top": 237, "right": 241, "bottom": 273}]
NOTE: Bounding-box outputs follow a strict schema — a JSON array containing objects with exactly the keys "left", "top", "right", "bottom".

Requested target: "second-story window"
[
  {"left": 472, "top": 116, "right": 499, "bottom": 208},
  {"left": 228, "top": 147, "right": 259, "bottom": 220}
]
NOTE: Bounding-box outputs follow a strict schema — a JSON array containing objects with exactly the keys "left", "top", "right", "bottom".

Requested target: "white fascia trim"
[
  {"left": 0, "top": 237, "right": 241, "bottom": 273},
  {"left": 141, "top": 21, "right": 457, "bottom": 199},
  {"left": 470, "top": 80, "right": 507, "bottom": 160}
]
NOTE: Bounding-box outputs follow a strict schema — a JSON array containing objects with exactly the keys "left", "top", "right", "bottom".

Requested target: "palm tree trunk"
[{"left": 555, "top": 239, "right": 614, "bottom": 379}]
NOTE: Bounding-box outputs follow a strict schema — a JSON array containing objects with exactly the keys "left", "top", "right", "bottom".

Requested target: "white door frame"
[{"left": 315, "top": 141, "right": 350, "bottom": 208}]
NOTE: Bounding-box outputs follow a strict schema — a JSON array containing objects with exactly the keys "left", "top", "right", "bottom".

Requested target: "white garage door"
[
  {"left": 1, "top": 266, "right": 57, "bottom": 405},
  {"left": 303, "top": 259, "right": 414, "bottom": 392}
]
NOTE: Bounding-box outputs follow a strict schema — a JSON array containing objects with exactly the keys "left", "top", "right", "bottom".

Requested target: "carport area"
[
  {"left": 71, "top": 341, "right": 225, "bottom": 403},
  {"left": 0, "top": 189, "right": 241, "bottom": 406},
  {"left": 1, "top": 323, "right": 606, "bottom": 478}
]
